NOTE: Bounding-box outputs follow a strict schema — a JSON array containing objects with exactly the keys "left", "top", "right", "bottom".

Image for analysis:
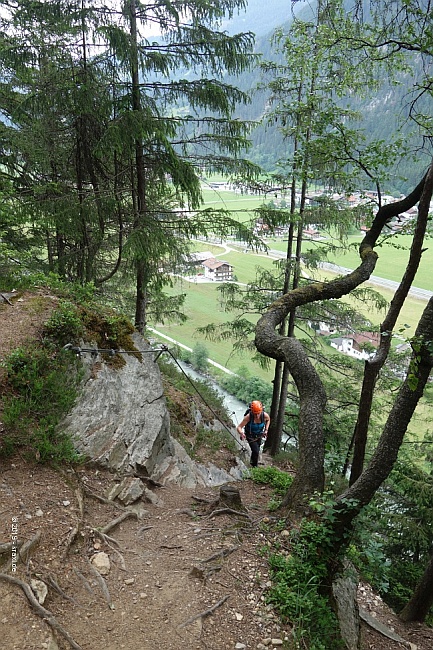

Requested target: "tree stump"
[{"left": 217, "top": 484, "right": 246, "bottom": 512}]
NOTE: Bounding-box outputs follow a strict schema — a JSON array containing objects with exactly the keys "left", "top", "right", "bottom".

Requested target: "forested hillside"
[{"left": 240, "top": 16, "right": 431, "bottom": 194}]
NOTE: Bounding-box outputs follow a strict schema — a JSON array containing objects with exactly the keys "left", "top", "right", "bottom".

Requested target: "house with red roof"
[{"left": 202, "top": 258, "right": 233, "bottom": 281}]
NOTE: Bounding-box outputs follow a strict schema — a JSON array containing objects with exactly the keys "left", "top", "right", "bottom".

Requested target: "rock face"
[
  {"left": 61, "top": 334, "right": 246, "bottom": 487},
  {"left": 332, "top": 567, "right": 361, "bottom": 650},
  {"left": 62, "top": 334, "right": 173, "bottom": 476}
]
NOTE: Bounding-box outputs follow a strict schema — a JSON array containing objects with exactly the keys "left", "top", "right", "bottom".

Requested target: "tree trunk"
[
  {"left": 399, "top": 552, "right": 433, "bottom": 622},
  {"left": 265, "top": 359, "right": 282, "bottom": 452},
  {"left": 216, "top": 484, "right": 246, "bottom": 512},
  {"left": 271, "top": 362, "right": 290, "bottom": 456},
  {"left": 135, "top": 261, "right": 147, "bottom": 334},
  {"left": 331, "top": 293, "right": 433, "bottom": 545},
  {"left": 129, "top": 0, "right": 149, "bottom": 331},
  {"left": 255, "top": 168, "right": 429, "bottom": 512},
  {"left": 350, "top": 168, "right": 431, "bottom": 483}
]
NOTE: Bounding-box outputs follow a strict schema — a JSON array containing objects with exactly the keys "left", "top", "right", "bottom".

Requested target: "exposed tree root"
[
  {"left": 202, "top": 545, "right": 239, "bottom": 563},
  {"left": 0, "top": 573, "right": 82, "bottom": 650},
  {"left": 100, "top": 510, "right": 137, "bottom": 534},
  {"left": 191, "top": 495, "right": 214, "bottom": 504},
  {"left": 0, "top": 539, "right": 23, "bottom": 557},
  {"left": 86, "top": 558, "right": 114, "bottom": 609},
  {"left": 45, "top": 572, "right": 83, "bottom": 608},
  {"left": 83, "top": 487, "right": 128, "bottom": 512},
  {"left": 178, "top": 594, "right": 229, "bottom": 628},
  {"left": 63, "top": 487, "right": 85, "bottom": 558},
  {"left": 72, "top": 566, "right": 94, "bottom": 596},
  {"left": 2, "top": 531, "right": 41, "bottom": 572},
  {"left": 205, "top": 507, "right": 251, "bottom": 520}
]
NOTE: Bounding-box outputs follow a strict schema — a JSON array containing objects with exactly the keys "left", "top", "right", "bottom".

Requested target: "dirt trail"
[{"left": 0, "top": 460, "right": 288, "bottom": 650}]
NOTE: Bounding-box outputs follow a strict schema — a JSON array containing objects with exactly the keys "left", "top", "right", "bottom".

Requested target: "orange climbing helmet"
[{"left": 250, "top": 400, "right": 263, "bottom": 415}]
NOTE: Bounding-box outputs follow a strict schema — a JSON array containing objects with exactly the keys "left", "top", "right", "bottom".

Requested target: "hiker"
[{"left": 236, "top": 400, "right": 270, "bottom": 467}]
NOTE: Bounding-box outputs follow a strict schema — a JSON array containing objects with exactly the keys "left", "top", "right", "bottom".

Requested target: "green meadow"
[
  {"left": 149, "top": 187, "right": 433, "bottom": 442},
  {"left": 267, "top": 233, "right": 433, "bottom": 292},
  {"left": 201, "top": 187, "right": 263, "bottom": 223},
  {"left": 154, "top": 280, "right": 270, "bottom": 378},
  {"left": 152, "top": 188, "right": 431, "bottom": 383},
  {"left": 153, "top": 246, "right": 428, "bottom": 383}
]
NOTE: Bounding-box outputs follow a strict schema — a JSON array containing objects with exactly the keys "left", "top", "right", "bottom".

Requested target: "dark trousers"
[{"left": 246, "top": 436, "right": 262, "bottom": 467}]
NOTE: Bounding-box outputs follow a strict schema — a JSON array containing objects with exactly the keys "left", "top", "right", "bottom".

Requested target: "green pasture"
[
  {"left": 267, "top": 233, "right": 433, "bottom": 292},
  {"left": 197, "top": 184, "right": 433, "bottom": 292},
  {"left": 316, "top": 268, "right": 427, "bottom": 337},
  {"left": 155, "top": 280, "right": 273, "bottom": 381},
  {"left": 220, "top": 250, "right": 278, "bottom": 284},
  {"left": 162, "top": 240, "right": 428, "bottom": 371},
  {"left": 185, "top": 238, "right": 427, "bottom": 337},
  {"left": 200, "top": 187, "right": 265, "bottom": 223},
  {"left": 157, "top": 186, "right": 433, "bottom": 443},
  {"left": 155, "top": 254, "right": 432, "bottom": 440}
]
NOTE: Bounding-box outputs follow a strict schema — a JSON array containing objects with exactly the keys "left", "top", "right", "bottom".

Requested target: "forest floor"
[{"left": 1, "top": 290, "right": 433, "bottom": 650}]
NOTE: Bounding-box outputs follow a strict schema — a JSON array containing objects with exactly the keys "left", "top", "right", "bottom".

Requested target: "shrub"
[
  {"left": 267, "top": 519, "right": 343, "bottom": 650},
  {"left": 1, "top": 343, "right": 82, "bottom": 463},
  {"left": 250, "top": 466, "right": 293, "bottom": 496},
  {"left": 43, "top": 300, "right": 84, "bottom": 346}
]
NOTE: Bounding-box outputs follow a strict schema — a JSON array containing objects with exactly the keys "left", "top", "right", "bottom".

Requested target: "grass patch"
[
  {"left": 1, "top": 343, "right": 83, "bottom": 462},
  {"left": 153, "top": 280, "right": 271, "bottom": 377},
  {"left": 250, "top": 466, "right": 294, "bottom": 511}
]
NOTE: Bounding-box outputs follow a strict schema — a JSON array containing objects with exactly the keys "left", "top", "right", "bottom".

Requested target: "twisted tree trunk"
[{"left": 255, "top": 166, "right": 430, "bottom": 512}]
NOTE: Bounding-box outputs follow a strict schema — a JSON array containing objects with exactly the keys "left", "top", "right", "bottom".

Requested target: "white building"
[
  {"left": 202, "top": 258, "right": 233, "bottom": 281},
  {"left": 330, "top": 332, "right": 379, "bottom": 361}
]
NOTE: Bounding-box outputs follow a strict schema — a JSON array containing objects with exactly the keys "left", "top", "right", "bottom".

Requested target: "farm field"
[
  {"left": 149, "top": 185, "right": 432, "bottom": 441},
  {"left": 150, "top": 233, "right": 432, "bottom": 440},
  {"left": 200, "top": 187, "right": 263, "bottom": 223},
  {"left": 152, "top": 243, "right": 429, "bottom": 382},
  {"left": 267, "top": 232, "right": 433, "bottom": 292},
  {"left": 199, "top": 184, "right": 433, "bottom": 291}
]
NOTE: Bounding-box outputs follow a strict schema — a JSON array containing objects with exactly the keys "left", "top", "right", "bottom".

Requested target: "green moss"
[{"left": 79, "top": 305, "right": 142, "bottom": 367}]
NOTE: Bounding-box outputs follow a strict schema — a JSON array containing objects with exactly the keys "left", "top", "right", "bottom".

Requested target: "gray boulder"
[{"left": 61, "top": 334, "right": 247, "bottom": 487}]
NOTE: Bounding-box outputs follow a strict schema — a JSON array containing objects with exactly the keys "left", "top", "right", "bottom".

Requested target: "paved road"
[
  {"left": 266, "top": 249, "right": 433, "bottom": 301},
  {"left": 320, "top": 262, "right": 433, "bottom": 301}
]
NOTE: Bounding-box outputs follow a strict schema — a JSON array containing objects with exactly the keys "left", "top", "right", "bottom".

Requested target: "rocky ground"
[
  {"left": 1, "top": 290, "right": 433, "bottom": 650},
  {"left": 1, "top": 458, "right": 433, "bottom": 650}
]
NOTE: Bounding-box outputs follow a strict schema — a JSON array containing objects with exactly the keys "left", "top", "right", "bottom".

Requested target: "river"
[{"left": 174, "top": 359, "right": 248, "bottom": 427}]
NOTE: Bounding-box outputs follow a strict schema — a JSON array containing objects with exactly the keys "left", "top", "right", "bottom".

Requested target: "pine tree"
[{"left": 0, "top": 0, "right": 259, "bottom": 324}]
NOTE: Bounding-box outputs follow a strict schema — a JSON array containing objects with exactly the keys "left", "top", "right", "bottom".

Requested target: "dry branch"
[
  {"left": 0, "top": 573, "right": 82, "bottom": 650},
  {"left": 178, "top": 595, "right": 229, "bottom": 628}
]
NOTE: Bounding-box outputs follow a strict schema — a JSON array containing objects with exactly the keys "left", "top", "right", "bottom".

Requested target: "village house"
[
  {"left": 202, "top": 258, "right": 233, "bottom": 281},
  {"left": 330, "top": 332, "right": 380, "bottom": 361},
  {"left": 309, "top": 321, "right": 338, "bottom": 336}
]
